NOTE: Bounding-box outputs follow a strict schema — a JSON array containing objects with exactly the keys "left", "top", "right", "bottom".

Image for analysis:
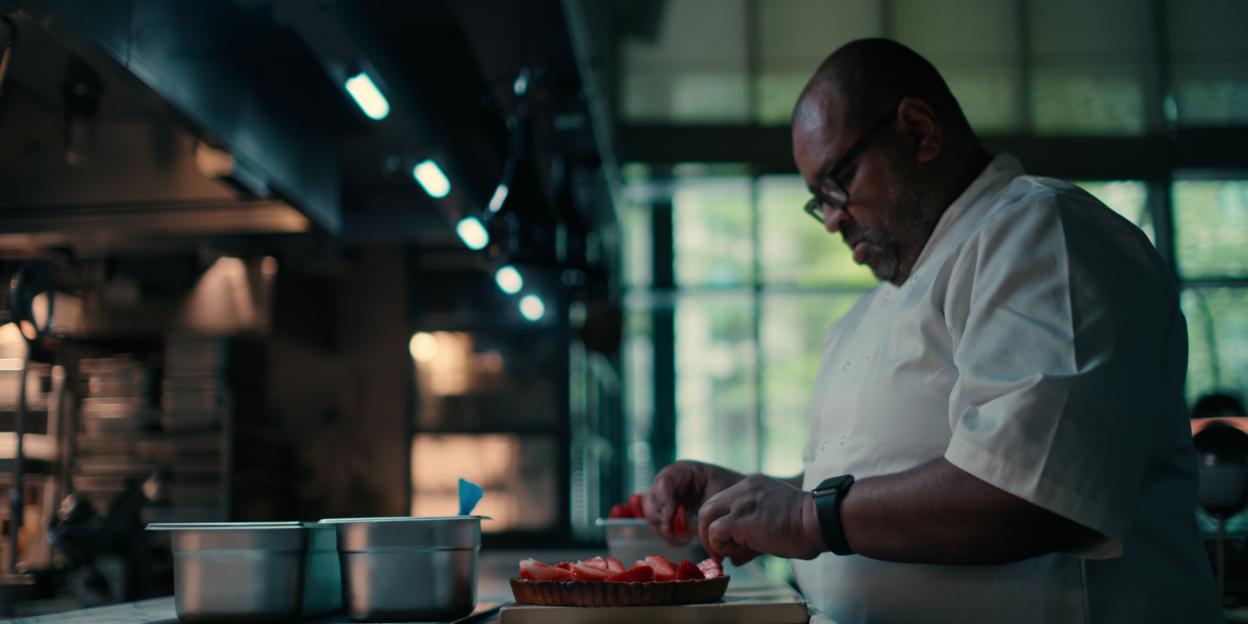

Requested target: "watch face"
[{"left": 813, "top": 475, "right": 852, "bottom": 497}]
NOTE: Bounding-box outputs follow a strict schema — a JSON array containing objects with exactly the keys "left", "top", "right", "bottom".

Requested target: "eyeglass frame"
[{"left": 802, "top": 105, "right": 900, "bottom": 224}]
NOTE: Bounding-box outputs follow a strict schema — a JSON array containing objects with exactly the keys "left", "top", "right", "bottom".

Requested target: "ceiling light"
[
  {"left": 519, "top": 294, "right": 545, "bottom": 321},
  {"left": 344, "top": 72, "right": 390, "bottom": 121},
  {"left": 409, "top": 332, "right": 438, "bottom": 362},
  {"left": 494, "top": 265, "right": 523, "bottom": 295},
  {"left": 412, "top": 159, "right": 451, "bottom": 198},
  {"left": 488, "top": 183, "right": 509, "bottom": 213},
  {"left": 456, "top": 217, "right": 489, "bottom": 250}
]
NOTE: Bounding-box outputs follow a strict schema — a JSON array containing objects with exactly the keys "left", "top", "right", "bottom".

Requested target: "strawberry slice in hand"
[
  {"left": 605, "top": 564, "right": 656, "bottom": 583},
  {"left": 670, "top": 504, "right": 688, "bottom": 537},
  {"left": 675, "top": 559, "right": 705, "bottom": 580},
  {"left": 639, "top": 555, "right": 677, "bottom": 581},
  {"left": 696, "top": 556, "right": 723, "bottom": 579},
  {"left": 519, "top": 558, "right": 573, "bottom": 581}
]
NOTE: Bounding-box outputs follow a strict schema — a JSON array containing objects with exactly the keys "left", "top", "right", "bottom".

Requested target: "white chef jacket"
[{"left": 793, "top": 153, "right": 1221, "bottom": 624}]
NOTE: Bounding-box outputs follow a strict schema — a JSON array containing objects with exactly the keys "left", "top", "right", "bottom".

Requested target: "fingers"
[
  {"left": 706, "top": 508, "right": 759, "bottom": 566},
  {"left": 645, "top": 472, "right": 681, "bottom": 540},
  {"left": 697, "top": 489, "right": 733, "bottom": 558}
]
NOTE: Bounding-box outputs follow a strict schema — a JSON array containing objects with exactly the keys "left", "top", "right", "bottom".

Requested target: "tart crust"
[{"left": 510, "top": 576, "right": 730, "bottom": 607}]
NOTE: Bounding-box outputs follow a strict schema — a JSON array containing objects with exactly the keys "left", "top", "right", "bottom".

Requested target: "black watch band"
[{"left": 812, "top": 475, "right": 855, "bottom": 556}]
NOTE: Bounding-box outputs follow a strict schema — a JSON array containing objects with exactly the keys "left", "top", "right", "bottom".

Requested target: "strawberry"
[
  {"left": 696, "top": 556, "right": 723, "bottom": 579},
  {"left": 579, "top": 557, "right": 610, "bottom": 570},
  {"left": 608, "top": 503, "right": 631, "bottom": 519},
  {"left": 519, "top": 559, "right": 573, "bottom": 581},
  {"left": 555, "top": 561, "right": 574, "bottom": 571},
  {"left": 676, "top": 559, "right": 705, "bottom": 580},
  {"left": 605, "top": 564, "right": 656, "bottom": 583},
  {"left": 627, "top": 493, "right": 645, "bottom": 519},
  {"left": 571, "top": 563, "right": 614, "bottom": 581},
  {"left": 640, "top": 555, "right": 677, "bottom": 581},
  {"left": 671, "top": 504, "right": 688, "bottom": 536}
]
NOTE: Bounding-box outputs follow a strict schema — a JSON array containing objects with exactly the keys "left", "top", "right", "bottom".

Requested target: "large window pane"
[
  {"left": 1173, "top": 180, "right": 1248, "bottom": 278},
  {"left": 1075, "top": 181, "right": 1154, "bottom": 243},
  {"left": 620, "top": 0, "right": 749, "bottom": 123},
  {"left": 755, "top": 0, "right": 881, "bottom": 125},
  {"left": 1028, "top": 0, "right": 1158, "bottom": 135},
  {"left": 675, "top": 293, "right": 756, "bottom": 471},
  {"left": 623, "top": 306, "right": 655, "bottom": 493},
  {"left": 1166, "top": 0, "right": 1248, "bottom": 126},
  {"left": 621, "top": 167, "right": 654, "bottom": 288},
  {"left": 758, "top": 175, "right": 877, "bottom": 287},
  {"left": 894, "top": 0, "right": 1022, "bottom": 133},
  {"left": 1182, "top": 288, "right": 1248, "bottom": 405},
  {"left": 673, "top": 174, "right": 754, "bottom": 286},
  {"left": 760, "top": 292, "right": 865, "bottom": 476}
]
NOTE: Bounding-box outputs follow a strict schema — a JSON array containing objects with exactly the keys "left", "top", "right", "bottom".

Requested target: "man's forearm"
[
  {"left": 782, "top": 472, "right": 804, "bottom": 488},
  {"left": 834, "top": 458, "right": 1102, "bottom": 565}
]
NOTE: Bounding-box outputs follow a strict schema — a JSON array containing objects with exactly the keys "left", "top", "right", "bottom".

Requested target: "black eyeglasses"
[{"left": 803, "top": 106, "right": 898, "bottom": 224}]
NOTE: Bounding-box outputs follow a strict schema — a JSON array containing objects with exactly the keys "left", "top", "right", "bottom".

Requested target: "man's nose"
[{"left": 823, "top": 205, "right": 849, "bottom": 234}]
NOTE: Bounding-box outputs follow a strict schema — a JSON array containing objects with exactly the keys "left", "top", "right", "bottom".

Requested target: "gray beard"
[{"left": 866, "top": 175, "right": 937, "bottom": 285}]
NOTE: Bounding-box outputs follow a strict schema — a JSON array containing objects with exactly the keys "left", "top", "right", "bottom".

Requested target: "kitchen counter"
[{"left": 13, "top": 551, "right": 820, "bottom": 624}]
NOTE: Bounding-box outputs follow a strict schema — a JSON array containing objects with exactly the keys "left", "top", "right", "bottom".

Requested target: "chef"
[{"left": 643, "top": 38, "right": 1220, "bottom": 623}]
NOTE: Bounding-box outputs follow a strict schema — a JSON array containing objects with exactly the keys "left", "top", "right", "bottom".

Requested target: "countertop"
[{"left": 10, "top": 551, "right": 823, "bottom": 624}]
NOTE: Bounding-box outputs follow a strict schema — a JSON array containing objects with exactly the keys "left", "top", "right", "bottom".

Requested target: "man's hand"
[
  {"left": 644, "top": 461, "right": 745, "bottom": 545},
  {"left": 697, "top": 474, "right": 825, "bottom": 565}
]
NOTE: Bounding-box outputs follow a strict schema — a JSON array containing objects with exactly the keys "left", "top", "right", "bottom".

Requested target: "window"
[
  {"left": 675, "top": 293, "right": 757, "bottom": 468},
  {"left": 673, "top": 172, "right": 754, "bottom": 286},
  {"left": 1167, "top": 0, "right": 1248, "bottom": 126},
  {"left": 894, "top": 0, "right": 1023, "bottom": 133},
  {"left": 625, "top": 167, "right": 875, "bottom": 477},
  {"left": 1076, "top": 181, "right": 1154, "bottom": 243},
  {"left": 620, "top": 0, "right": 749, "bottom": 123},
  {"left": 1174, "top": 180, "right": 1248, "bottom": 278},
  {"left": 758, "top": 175, "right": 876, "bottom": 287},
  {"left": 1182, "top": 288, "right": 1248, "bottom": 405}
]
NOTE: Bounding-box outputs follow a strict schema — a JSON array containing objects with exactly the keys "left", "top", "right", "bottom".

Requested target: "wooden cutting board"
[{"left": 498, "top": 576, "right": 808, "bottom": 624}]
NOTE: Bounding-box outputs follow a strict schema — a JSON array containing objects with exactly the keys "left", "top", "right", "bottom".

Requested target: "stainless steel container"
[
  {"left": 300, "top": 522, "right": 342, "bottom": 617},
  {"left": 596, "top": 518, "right": 704, "bottom": 566},
  {"left": 148, "top": 522, "right": 307, "bottom": 623},
  {"left": 321, "top": 516, "right": 481, "bottom": 622}
]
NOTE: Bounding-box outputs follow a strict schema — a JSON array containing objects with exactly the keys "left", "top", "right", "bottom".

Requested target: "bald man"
[{"left": 643, "top": 39, "right": 1219, "bottom": 623}]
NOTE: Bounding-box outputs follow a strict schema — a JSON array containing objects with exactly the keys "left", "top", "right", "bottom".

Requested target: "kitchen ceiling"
[{"left": 0, "top": 0, "right": 617, "bottom": 279}]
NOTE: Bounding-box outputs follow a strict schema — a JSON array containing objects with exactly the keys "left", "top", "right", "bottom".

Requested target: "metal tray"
[
  {"left": 148, "top": 522, "right": 309, "bottom": 623},
  {"left": 320, "top": 516, "right": 483, "bottom": 622}
]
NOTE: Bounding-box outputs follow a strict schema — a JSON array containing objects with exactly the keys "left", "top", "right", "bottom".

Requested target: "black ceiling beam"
[{"left": 616, "top": 124, "right": 1248, "bottom": 180}]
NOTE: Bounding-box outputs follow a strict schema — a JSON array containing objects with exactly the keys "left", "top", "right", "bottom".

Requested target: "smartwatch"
[{"left": 811, "top": 475, "right": 856, "bottom": 556}]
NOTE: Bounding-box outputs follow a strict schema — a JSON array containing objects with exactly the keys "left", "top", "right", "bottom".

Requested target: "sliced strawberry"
[
  {"left": 671, "top": 504, "right": 688, "bottom": 536},
  {"left": 627, "top": 493, "right": 645, "bottom": 518},
  {"left": 571, "top": 563, "right": 614, "bottom": 581},
  {"left": 605, "top": 564, "right": 656, "bottom": 583},
  {"left": 676, "top": 559, "right": 705, "bottom": 580},
  {"left": 519, "top": 559, "right": 573, "bottom": 581},
  {"left": 578, "top": 556, "right": 611, "bottom": 570},
  {"left": 640, "top": 555, "right": 677, "bottom": 581},
  {"left": 555, "top": 561, "right": 575, "bottom": 571},
  {"left": 603, "top": 556, "right": 626, "bottom": 573},
  {"left": 696, "top": 556, "right": 723, "bottom": 579},
  {"left": 608, "top": 503, "right": 631, "bottom": 519}
]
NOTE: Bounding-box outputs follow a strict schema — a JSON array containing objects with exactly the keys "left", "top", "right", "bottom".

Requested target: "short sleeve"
[{"left": 942, "top": 184, "right": 1179, "bottom": 557}]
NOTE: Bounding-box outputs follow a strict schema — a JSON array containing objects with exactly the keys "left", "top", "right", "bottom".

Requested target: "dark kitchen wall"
[{"left": 267, "top": 245, "right": 410, "bottom": 520}]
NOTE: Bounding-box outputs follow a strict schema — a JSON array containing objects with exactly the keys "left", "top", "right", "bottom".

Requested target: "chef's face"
[{"left": 793, "top": 101, "right": 926, "bottom": 285}]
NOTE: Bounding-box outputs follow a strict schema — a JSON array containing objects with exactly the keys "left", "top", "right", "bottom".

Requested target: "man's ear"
[{"left": 896, "top": 96, "right": 941, "bottom": 164}]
